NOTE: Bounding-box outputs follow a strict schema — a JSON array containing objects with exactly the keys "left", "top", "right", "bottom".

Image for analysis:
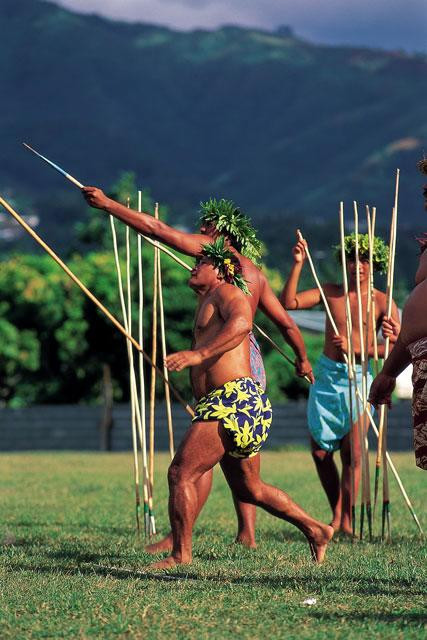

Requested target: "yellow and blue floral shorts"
[{"left": 192, "top": 377, "right": 272, "bottom": 458}]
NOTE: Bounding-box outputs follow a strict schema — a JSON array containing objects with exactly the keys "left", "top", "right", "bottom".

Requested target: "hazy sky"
[{"left": 52, "top": 0, "right": 427, "bottom": 52}]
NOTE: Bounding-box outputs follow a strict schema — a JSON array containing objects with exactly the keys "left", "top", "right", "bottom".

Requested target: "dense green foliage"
[
  {"left": 0, "top": 451, "right": 425, "bottom": 638},
  {"left": 199, "top": 198, "right": 263, "bottom": 266}
]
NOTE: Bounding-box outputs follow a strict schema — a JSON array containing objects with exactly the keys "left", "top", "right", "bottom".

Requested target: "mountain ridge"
[{"left": 1, "top": 0, "right": 426, "bottom": 238}]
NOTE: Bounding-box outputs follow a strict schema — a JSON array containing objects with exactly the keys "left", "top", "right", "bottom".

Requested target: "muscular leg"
[
  {"left": 339, "top": 421, "right": 361, "bottom": 535},
  {"left": 232, "top": 454, "right": 258, "bottom": 548},
  {"left": 145, "top": 468, "right": 213, "bottom": 554},
  {"left": 310, "top": 437, "right": 341, "bottom": 531},
  {"left": 220, "top": 454, "right": 333, "bottom": 563},
  {"left": 148, "top": 420, "right": 228, "bottom": 569},
  {"left": 146, "top": 461, "right": 257, "bottom": 553}
]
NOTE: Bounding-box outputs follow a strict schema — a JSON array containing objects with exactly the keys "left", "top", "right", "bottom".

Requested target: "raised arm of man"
[
  {"left": 280, "top": 236, "right": 323, "bottom": 310},
  {"left": 258, "top": 272, "right": 314, "bottom": 381},
  {"left": 82, "top": 186, "right": 209, "bottom": 256},
  {"left": 166, "top": 286, "right": 252, "bottom": 372}
]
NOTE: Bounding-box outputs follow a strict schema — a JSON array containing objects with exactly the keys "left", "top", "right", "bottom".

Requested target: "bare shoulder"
[
  {"left": 373, "top": 288, "right": 387, "bottom": 310},
  {"left": 215, "top": 283, "right": 248, "bottom": 305},
  {"left": 238, "top": 254, "right": 261, "bottom": 278},
  {"left": 323, "top": 283, "right": 342, "bottom": 297}
]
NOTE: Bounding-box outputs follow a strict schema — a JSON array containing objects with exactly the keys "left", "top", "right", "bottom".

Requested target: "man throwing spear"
[
  {"left": 281, "top": 233, "right": 400, "bottom": 535},
  {"left": 82, "top": 188, "right": 314, "bottom": 549},
  {"left": 149, "top": 238, "right": 333, "bottom": 568}
]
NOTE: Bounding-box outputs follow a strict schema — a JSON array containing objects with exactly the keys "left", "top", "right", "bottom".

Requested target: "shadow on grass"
[
  {"left": 11, "top": 521, "right": 132, "bottom": 536},
  {"left": 261, "top": 529, "right": 423, "bottom": 546},
  {"left": 5, "top": 560, "right": 426, "bottom": 598},
  {"left": 307, "top": 610, "right": 427, "bottom": 626}
]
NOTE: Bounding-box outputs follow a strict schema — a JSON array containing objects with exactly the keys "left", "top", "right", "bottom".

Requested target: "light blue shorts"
[{"left": 308, "top": 354, "right": 373, "bottom": 452}]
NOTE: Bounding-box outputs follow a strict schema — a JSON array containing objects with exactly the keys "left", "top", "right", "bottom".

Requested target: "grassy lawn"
[{"left": 0, "top": 450, "right": 426, "bottom": 639}]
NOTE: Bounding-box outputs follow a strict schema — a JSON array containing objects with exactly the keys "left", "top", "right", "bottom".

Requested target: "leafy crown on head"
[
  {"left": 201, "top": 237, "right": 251, "bottom": 295},
  {"left": 334, "top": 233, "right": 389, "bottom": 274},
  {"left": 198, "top": 197, "right": 263, "bottom": 266}
]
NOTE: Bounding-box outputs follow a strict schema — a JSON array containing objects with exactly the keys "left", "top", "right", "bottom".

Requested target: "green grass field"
[{"left": 0, "top": 451, "right": 426, "bottom": 639}]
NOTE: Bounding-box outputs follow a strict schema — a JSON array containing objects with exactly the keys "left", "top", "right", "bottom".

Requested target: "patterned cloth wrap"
[
  {"left": 308, "top": 354, "right": 373, "bottom": 452},
  {"left": 192, "top": 376, "right": 272, "bottom": 458},
  {"left": 408, "top": 337, "right": 427, "bottom": 470},
  {"left": 249, "top": 331, "right": 267, "bottom": 391}
]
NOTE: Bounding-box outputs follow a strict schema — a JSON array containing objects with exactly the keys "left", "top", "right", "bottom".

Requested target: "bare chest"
[
  {"left": 194, "top": 298, "right": 222, "bottom": 342},
  {"left": 327, "top": 291, "right": 379, "bottom": 330}
]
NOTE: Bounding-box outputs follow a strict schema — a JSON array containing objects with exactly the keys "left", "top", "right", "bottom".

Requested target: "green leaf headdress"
[
  {"left": 333, "top": 233, "right": 389, "bottom": 274},
  {"left": 198, "top": 197, "right": 263, "bottom": 266},
  {"left": 201, "top": 237, "right": 251, "bottom": 295}
]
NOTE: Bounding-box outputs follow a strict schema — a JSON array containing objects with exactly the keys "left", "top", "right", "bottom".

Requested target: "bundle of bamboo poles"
[
  {"left": 297, "top": 173, "right": 423, "bottom": 539},
  {"left": 109, "top": 193, "right": 176, "bottom": 537}
]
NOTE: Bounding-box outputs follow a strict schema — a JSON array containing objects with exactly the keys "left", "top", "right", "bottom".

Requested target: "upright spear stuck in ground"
[
  {"left": 353, "top": 202, "right": 372, "bottom": 541},
  {"left": 137, "top": 190, "right": 150, "bottom": 536},
  {"left": 339, "top": 203, "right": 357, "bottom": 536},
  {"left": 154, "top": 203, "right": 175, "bottom": 461},
  {"left": 374, "top": 169, "right": 399, "bottom": 540}
]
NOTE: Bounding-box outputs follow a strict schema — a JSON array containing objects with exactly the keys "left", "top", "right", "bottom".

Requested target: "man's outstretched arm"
[
  {"left": 258, "top": 274, "right": 314, "bottom": 381},
  {"left": 166, "top": 288, "right": 252, "bottom": 372},
  {"left": 82, "top": 186, "right": 209, "bottom": 256}
]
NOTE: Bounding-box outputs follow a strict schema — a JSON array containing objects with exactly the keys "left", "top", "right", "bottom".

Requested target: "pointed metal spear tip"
[{"left": 22, "top": 142, "right": 36, "bottom": 153}]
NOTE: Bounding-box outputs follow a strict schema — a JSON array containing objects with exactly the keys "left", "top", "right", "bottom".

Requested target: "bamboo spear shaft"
[
  {"left": 298, "top": 222, "right": 423, "bottom": 534},
  {"left": 368, "top": 208, "right": 379, "bottom": 375},
  {"left": 137, "top": 190, "right": 150, "bottom": 537},
  {"left": 339, "top": 202, "right": 357, "bottom": 536},
  {"left": 354, "top": 203, "right": 372, "bottom": 540},
  {"left": 110, "top": 214, "right": 141, "bottom": 532},
  {"left": 362, "top": 401, "right": 423, "bottom": 535},
  {"left": 374, "top": 169, "right": 399, "bottom": 524},
  {"left": 0, "top": 196, "right": 195, "bottom": 418},
  {"left": 125, "top": 201, "right": 142, "bottom": 533},
  {"left": 148, "top": 204, "right": 159, "bottom": 536},
  {"left": 382, "top": 412, "right": 391, "bottom": 541},
  {"left": 365, "top": 206, "right": 377, "bottom": 536},
  {"left": 155, "top": 203, "right": 175, "bottom": 460}
]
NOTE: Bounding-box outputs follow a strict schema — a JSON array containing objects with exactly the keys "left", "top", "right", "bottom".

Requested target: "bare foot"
[
  {"left": 147, "top": 556, "right": 190, "bottom": 571},
  {"left": 308, "top": 524, "right": 334, "bottom": 564},
  {"left": 145, "top": 533, "right": 173, "bottom": 554},
  {"left": 235, "top": 535, "right": 257, "bottom": 549}
]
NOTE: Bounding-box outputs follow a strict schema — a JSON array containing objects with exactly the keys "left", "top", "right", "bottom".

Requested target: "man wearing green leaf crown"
[
  {"left": 82, "top": 187, "right": 314, "bottom": 550},
  {"left": 281, "top": 232, "right": 400, "bottom": 536},
  {"left": 147, "top": 238, "right": 333, "bottom": 568}
]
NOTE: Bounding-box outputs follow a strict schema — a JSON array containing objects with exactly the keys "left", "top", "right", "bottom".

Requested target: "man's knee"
[
  {"left": 231, "top": 479, "right": 264, "bottom": 504},
  {"left": 312, "top": 448, "right": 331, "bottom": 464},
  {"left": 168, "top": 461, "right": 187, "bottom": 487}
]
